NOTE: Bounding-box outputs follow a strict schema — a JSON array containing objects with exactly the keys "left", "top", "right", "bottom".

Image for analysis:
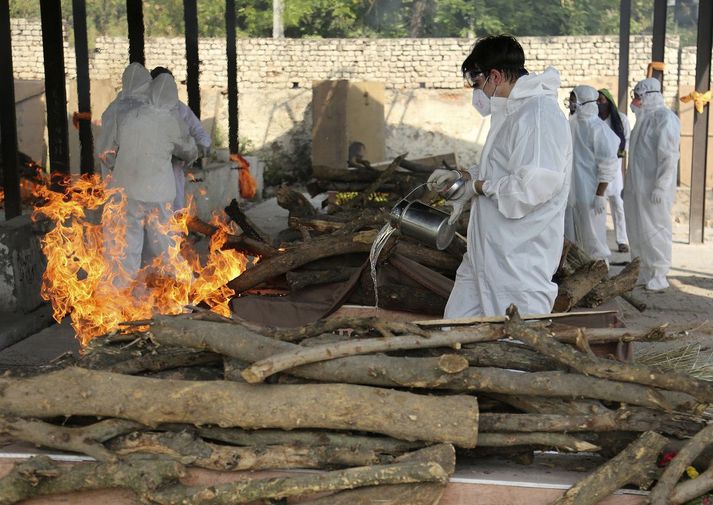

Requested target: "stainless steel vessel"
[{"left": 389, "top": 199, "right": 456, "bottom": 251}]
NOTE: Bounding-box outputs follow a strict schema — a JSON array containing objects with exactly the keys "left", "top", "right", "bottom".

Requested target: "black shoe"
[{"left": 618, "top": 243, "right": 629, "bottom": 253}]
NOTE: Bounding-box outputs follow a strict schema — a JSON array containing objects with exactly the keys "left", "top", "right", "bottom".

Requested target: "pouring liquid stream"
[{"left": 369, "top": 222, "right": 397, "bottom": 310}]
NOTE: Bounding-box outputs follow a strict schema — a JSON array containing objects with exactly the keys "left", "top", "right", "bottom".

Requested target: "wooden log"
[
  {"left": 395, "top": 240, "right": 462, "bottom": 271},
  {"left": 169, "top": 425, "right": 423, "bottom": 454},
  {"left": 299, "top": 443, "right": 455, "bottom": 505},
  {"left": 458, "top": 342, "right": 563, "bottom": 372},
  {"left": 649, "top": 423, "right": 713, "bottom": 505},
  {"left": 505, "top": 305, "right": 713, "bottom": 404},
  {"left": 670, "top": 458, "right": 713, "bottom": 505},
  {"left": 370, "top": 153, "right": 458, "bottom": 174},
  {"left": 146, "top": 459, "right": 448, "bottom": 505},
  {"left": 258, "top": 315, "right": 435, "bottom": 342},
  {"left": 285, "top": 268, "right": 358, "bottom": 291},
  {"left": 227, "top": 229, "right": 376, "bottom": 294},
  {"left": 108, "top": 430, "right": 390, "bottom": 471},
  {"left": 0, "top": 367, "right": 479, "bottom": 447},
  {"left": 312, "top": 164, "right": 425, "bottom": 183},
  {"left": 553, "top": 259, "right": 609, "bottom": 312},
  {"left": 578, "top": 257, "right": 641, "bottom": 307},
  {"left": 241, "top": 324, "right": 499, "bottom": 383},
  {"left": 479, "top": 411, "right": 704, "bottom": 437},
  {"left": 276, "top": 185, "right": 317, "bottom": 218},
  {"left": 151, "top": 317, "right": 701, "bottom": 412},
  {"left": 104, "top": 349, "right": 222, "bottom": 375},
  {"left": 0, "top": 455, "right": 184, "bottom": 505},
  {"left": 548, "top": 324, "right": 670, "bottom": 344},
  {"left": 551, "top": 431, "right": 668, "bottom": 505},
  {"left": 224, "top": 198, "right": 273, "bottom": 245},
  {"left": 349, "top": 279, "right": 447, "bottom": 315},
  {"left": 187, "top": 216, "right": 279, "bottom": 258},
  {"left": 477, "top": 432, "right": 600, "bottom": 452},
  {"left": 0, "top": 417, "right": 141, "bottom": 461}
]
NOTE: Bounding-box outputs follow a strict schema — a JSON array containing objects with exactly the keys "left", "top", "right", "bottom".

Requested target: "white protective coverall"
[
  {"left": 623, "top": 78, "right": 680, "bottom": 290},
  {"left": 565, "top": 85, "right": 620, "bottom": 262},
  {"left": 104, "top": 73, "right": 198, "bottom": 285},
  {"left": 604, "top": 112, "right": 630, "bottom": 246},
  {"left": 172, "top": 101, "right": 211, "bottom": 210},
  {"left": 444, "top": 67, "right": 572, "bottom": 318},
  {"left": 95, "top": 63, "right": 151, "bottom": 178}
]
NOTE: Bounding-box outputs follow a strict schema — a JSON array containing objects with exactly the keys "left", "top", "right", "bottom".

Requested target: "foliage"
[
  {"left": 262, "top": 138, "right": 311, "bottom": 186},
  {"left": 9, "top": 0, "right": 700, "bottom": 41}
]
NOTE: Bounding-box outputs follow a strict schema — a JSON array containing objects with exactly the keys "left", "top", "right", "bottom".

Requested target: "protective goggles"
[
  {"left": 464, "top": 69, "right": 488, "bottom": 88},
  {"left": 630, "top": 89, "right": 658, "bottom": 100},
  {"left": 563, "top": 97, "right": 596, "bottom": 109}
]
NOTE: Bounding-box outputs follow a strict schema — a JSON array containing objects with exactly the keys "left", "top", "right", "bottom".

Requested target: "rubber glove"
[
  {"left": 427, "top": 169, "right": 459, "bottom": 192},
  {"left": 651, "top": 188, "right": 664, "bottom": 205},
  {"left": 199, "top": 145, "right": 210, "bottom": 158},
  {"left": 593, "top": 195, "right": 607, "bottom": 215},
  {"left": 448, "top": 180, "right": 476, "bottom": 225}
]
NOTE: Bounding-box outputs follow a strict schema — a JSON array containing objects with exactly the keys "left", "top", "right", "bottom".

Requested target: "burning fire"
[{"left": 32, "top": 175, "right": 249, "bottom": 345}]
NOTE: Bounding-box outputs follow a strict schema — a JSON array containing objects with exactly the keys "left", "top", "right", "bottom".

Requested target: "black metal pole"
[
  {"left": 72, "top": 0, "right": 94, "bottom": 175},
  {"left": 184, "top": 0, "right": 200, "bottom": 118},
  {"left": 126, "top": 0, "right": 144, "bottom": 65},
  {"left": 688, "top": 0, "right": 712, "bottom": 244},
  {"left": 0, "top": 0, "right": 21, "bottom": 218},
  {"left": 40, "top": 0, "right": 70, "bottom": 182},
  {"left": 651, "top": 0, "right": 667, "bottom": 82},
  {"left": 226, "top": 0, "right": 238, "bottom": 154},
  {"left": 617, "top": 0, "right": 631, "bottom": 112}
]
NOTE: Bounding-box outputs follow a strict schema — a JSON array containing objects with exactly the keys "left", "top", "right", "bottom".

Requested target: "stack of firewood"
[
  {"left": 0, "top": 306, "right": 711, "bottom": 505},
  {"left": 185, "top": 154, "right": 642, "bottom": 317}
]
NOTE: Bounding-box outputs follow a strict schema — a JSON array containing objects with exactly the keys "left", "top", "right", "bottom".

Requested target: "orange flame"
[{"left": 32, "top": 175, "right": 250, "bottom": 345}]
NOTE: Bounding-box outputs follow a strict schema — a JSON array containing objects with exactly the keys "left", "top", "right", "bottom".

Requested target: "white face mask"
[
  {"left": 630, "top": 103, "right": 641, "bottom": 115},
  {"left": 471, "top": 77, "right": 496, "bottom": 117},
  {"left": 472, "top": 89, "right": 491, "bottom": 116}
]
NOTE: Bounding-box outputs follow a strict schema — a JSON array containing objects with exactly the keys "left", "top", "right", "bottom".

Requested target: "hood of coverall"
[
  {"left": 120, "top": 62, "right": 151, "bottom": 99},
  {"left": 572, "top": 85, "right": 599, "bottom": 119},
  {"left": 634, "top": 78, "right": 665, "bottom": 111},
  {"left": 150, "top": 73, "right": 180, "bottom": 111}
]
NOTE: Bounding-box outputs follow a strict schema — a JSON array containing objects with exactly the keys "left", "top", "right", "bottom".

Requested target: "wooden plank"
[{"left": 414, "top": 310, "right": 617, "bottom": 327}]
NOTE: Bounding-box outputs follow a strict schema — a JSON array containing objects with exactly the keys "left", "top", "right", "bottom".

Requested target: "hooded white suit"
[
  {"left": 565, "top": 85, "right": 620, "bottom": 261},
  {"left": 623, "top": 78, "right": 680, "bottom": 290},
  {"left": 95, "top": 63, "right": 151, "bottom": 178},
  {"left": 444, "top": 67, "right": 572, "bottom": 318},
  {"left": 103, "top": 73, "right": 198, "bottom": 285}
]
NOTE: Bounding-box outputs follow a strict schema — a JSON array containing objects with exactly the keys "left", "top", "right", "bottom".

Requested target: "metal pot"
[{"left": 389, "top": 199, "right": 456, "bottom": 250}]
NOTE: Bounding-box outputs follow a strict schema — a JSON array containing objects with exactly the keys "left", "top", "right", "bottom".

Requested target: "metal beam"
[
  {"left": 184, "top": 0, "right": 200, "bottom": 118},
  {"left": 40, "top": 0, "right": 70, "bottom": 182},
  {"left": 651, "top": 0, "right": 667, "bottom": 82},
  {"left": 226, "top": 0, "right": 238, "bottom": 154},
  {"left": 126, "top": 0, "right": 144, "bottom": 65},
  {"left": 72, "top": 0, "right": 94, "bottom": 175},
  {"left": 617, "top": 0, "right": 631, "bottom": 113},
  {"left": 0, "top": 0, "right": 21, "bottom": 218},
  {"left": 688, "top": 0, "right": 713, "bottom": 244}
]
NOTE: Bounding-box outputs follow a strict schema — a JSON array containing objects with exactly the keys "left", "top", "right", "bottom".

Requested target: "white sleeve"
[
  {"left": 169, "top": 116, "right": 198, "bottom": 163},
  {"left": 593, "top": 125, "right": 619, "bottom": 183},
  {"left": 482, "top": 111, "right": 568, "bottom": 220},
  {"left": 620, "top": 112, "right": 631, "bottom": 150},
  {"left": 655, "top": 113, "right": 680, "bottom": 191},
  {"left": 180, "top": 102, "right": 212, "bottom": 148}
]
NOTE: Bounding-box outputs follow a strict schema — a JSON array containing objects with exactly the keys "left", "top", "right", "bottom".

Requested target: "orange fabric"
[
  {"left": 72, "top": 111, "right": 92, "bottom": 129},
  {"left": 230, "top": 153, "right": 257, "bottom": 199}
]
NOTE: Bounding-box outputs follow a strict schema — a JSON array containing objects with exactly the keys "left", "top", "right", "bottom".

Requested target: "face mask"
[
  {"left": 630, "top": 103, "right": 641, "bottom": 115},
  {"left": 597, "top": 102, "right": 609, "bottom": 118},
  {"left": 471, "top": 77, "right": 496, "bottom": 117}
]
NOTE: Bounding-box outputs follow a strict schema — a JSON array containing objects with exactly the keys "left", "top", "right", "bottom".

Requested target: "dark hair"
[
  {"left": 150, "top": 66, "right": 173, "bottom": 79},
  {"left": 461, "top": 35, "right": 527, "bottom": 83},
  {"left": 599, "top": 93, "right": 626, "bottom": 156}
]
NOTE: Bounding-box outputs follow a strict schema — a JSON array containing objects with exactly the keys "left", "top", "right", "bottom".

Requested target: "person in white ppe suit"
[
  {"left": 103, "top": 73, "right": 198, "bottom": 286},
  {"left": 95, "top": 63, "right": 152, "bottom": 179},
  {"left": 428, "top": 35, "right": 572, "bottom": 317},
  {"left": 150, "top": 67, "right": 212, "bottom": 211},
  {"left": 623, "top": 78, "right": 680, "bottom": 291},
  {"left": 597, "top": 88, "right": 631, "bottom": 252},
  {"left": 565, "top": 85, "right": 619, "bottom": 262}
]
